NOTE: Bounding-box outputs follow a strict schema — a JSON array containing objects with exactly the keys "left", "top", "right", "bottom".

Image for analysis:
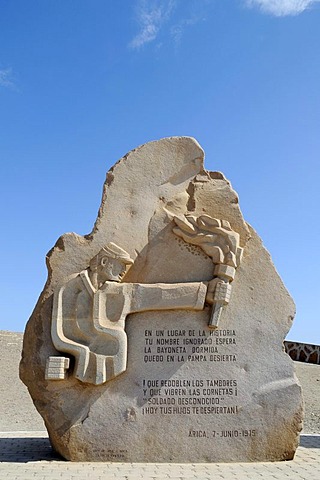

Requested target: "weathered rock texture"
[{"left": 20, "top": 137, "right": 303, "bottom": 462}]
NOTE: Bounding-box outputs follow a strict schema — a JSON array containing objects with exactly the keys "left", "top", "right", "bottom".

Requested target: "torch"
[{"left": 173, "top": 215, "right": 243, "bottom": 329}]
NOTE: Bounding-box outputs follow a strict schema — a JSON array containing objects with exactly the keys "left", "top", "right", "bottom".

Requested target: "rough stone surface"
[{"left": 20, "top": 137, "right": 303, "bottom": 462}]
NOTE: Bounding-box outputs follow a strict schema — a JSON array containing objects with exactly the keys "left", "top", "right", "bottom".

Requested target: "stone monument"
[{"left": 20, "top": 137, "right": 303, "bottom": 462}]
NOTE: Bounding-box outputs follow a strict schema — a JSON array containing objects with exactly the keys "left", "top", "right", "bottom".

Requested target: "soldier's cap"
[{"left": 101, "top": 242, "right": 134, "bottom": 265}]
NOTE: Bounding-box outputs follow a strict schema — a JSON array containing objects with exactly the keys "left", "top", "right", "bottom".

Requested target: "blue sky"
[{"left": 0, "top": 0, "right": 319, "bottom": 344}]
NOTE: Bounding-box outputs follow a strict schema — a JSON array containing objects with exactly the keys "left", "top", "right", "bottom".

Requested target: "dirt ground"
[{"left": 0, "top": 331, "right": 319, "bottom": 433}]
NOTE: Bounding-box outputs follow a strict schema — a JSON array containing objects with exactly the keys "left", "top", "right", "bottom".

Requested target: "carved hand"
[{"left": 205, "top": 278, "right": 220, "bottom": 305}]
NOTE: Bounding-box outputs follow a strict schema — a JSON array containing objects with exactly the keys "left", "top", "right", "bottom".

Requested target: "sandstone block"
[{"left": 20, "top": 137, "right": 303, "bottom": 462}]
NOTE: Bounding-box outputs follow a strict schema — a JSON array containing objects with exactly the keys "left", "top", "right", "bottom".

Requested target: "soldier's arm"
[{"left": 129, "top": 282, "right": 208, "bottom": 313}]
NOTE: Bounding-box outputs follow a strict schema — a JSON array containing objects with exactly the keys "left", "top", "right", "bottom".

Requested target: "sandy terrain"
[
  {"left": 0, "top": 331, "right": 319, "bottom": 433},
  {"left": 0, "top": 331, "right": 45, "bottom": 431}
]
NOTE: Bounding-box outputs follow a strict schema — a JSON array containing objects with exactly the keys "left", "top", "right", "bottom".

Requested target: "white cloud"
[
  {"left": 129, "top": 0, "right": 320, "bottom": 46},
  {"left": 0, "top": 68, "right": 15, "bottom": 88},
  {"left": 245, "top": 0, "right": 320, "bottom": 16},
  {"left": 129, "top": 0, "right": 176, "bottom": 49},
  {"left": 170, "top": 16, "right": 202, "bottom": 47}
]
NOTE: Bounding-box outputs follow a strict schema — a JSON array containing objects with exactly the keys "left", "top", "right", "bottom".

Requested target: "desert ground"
[{"left": 0, "top": 330, "right": 319, "bottom": 433}]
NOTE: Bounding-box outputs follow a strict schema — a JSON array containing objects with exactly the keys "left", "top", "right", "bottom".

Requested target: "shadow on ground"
[
  {"left": 0, "top": 437, "right": 63, "bottom": 462},
  {"left": 0, "top": 435, "right": 319, "bottom": 463}
]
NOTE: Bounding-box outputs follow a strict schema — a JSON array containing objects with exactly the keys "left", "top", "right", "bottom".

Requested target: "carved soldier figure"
[{"left": 51, "top": 242, "right": 212, "bottom": 385}]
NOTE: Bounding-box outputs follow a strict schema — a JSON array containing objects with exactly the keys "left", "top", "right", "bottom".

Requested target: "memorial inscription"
[
  {"left": 139, "top": 328, "right": 239, "bottom": 420},
  {"left": 20, "top": 136, "right": 303, "bottom": 463}
]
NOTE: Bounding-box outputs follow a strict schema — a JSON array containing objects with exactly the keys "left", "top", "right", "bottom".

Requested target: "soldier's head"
[{"left": 89, "top": 243, "right": 134, "bottom": 285}]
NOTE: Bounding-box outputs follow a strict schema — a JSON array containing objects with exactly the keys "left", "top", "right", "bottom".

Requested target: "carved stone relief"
[
  {"left": 20, "top": 137, "right": 303, "bottom": 463},
  {"left": 49, "top": 215, "right": 243, "bottom": 385}
]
